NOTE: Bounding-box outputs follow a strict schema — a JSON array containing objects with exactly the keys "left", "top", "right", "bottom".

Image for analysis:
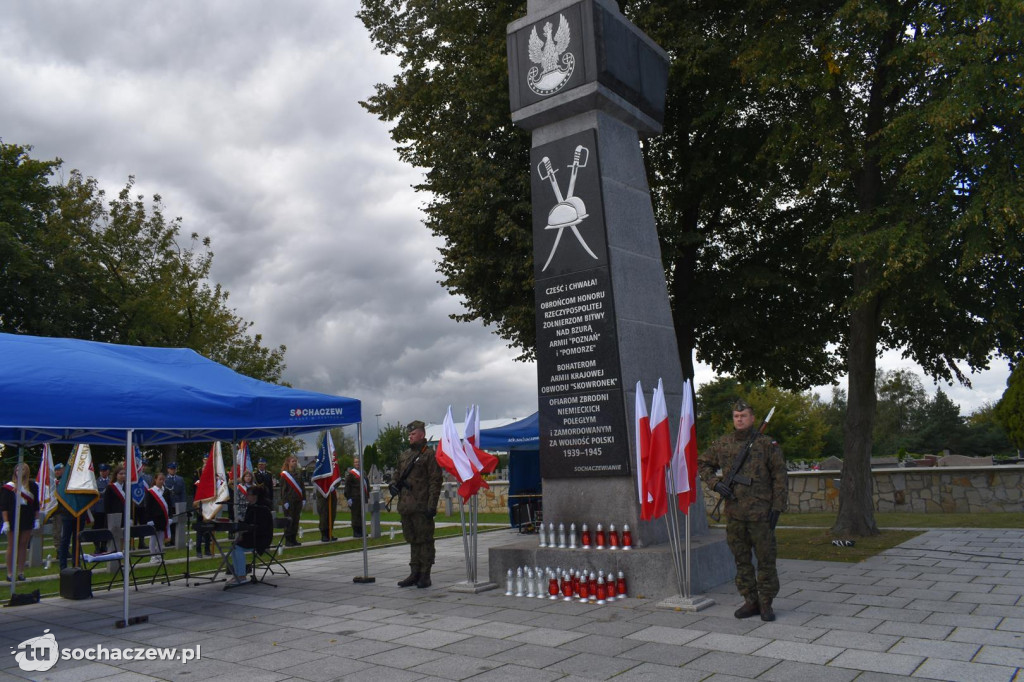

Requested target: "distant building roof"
[{"left": 424, "top": 417, "right": 521, "bottom": 445}]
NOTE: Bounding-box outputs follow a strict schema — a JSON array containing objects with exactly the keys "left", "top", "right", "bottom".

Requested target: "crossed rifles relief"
[{"left": 539, "top": 144, "right": 598, "bottom": 272}]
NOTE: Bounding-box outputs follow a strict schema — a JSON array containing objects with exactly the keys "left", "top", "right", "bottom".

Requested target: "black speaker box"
[{"left": 60, "top": 568, "right": 93, "bottom": 600}]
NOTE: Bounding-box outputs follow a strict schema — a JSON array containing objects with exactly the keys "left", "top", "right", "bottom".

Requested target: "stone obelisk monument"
[{"left": 489, "top": 0, "right": 733, "bottom": 597}]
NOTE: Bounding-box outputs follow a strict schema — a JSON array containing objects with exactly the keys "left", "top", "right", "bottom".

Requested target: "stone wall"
[
  {"left": 429, "top": 467, "right": 1024, "bottom": 519},
  {"left": 704, "top": 465, "right": 1024, "bottom": 515}
]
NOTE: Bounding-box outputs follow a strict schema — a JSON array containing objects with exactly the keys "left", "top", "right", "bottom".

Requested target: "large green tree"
[
  {"left": 1, "top": 142, "right": 297, "bottom": 473},
  {"left": 996, "top": 364, "right": 1024, "bottom": 451},
  {"left": 359, "top": 2, "right": 1024, "bottom": 536},
  {"left": 0, "top": 142, "right": 286, "bottom": 381}
]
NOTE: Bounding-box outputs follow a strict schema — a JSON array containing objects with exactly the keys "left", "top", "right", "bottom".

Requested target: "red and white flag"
[
  {"left": 194, "top": 442, "right": 229, "bottom": 520},
  {"left": 463, "top": 405, "right": 499, "bottom": 475},
  {"left": 646, "top": 379, "right": 672, "bottom": 520},
  {"left": 672, "top": 378, "right": 698, "bottom": 513},
  {"left": 233, "top": 440, "right": 252, "bottom": 481},
  {"left": 435, "top": 407, "right": 483, "bottom": 502},
  {"left": 37, "top": 443, "right": 58, "bottom": 521},
  {"left": 634, "top": 381, "right": 654, "bottom": 520}
]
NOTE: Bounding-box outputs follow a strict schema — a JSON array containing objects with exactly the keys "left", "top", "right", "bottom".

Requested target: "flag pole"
[
  {"left": 471, "top": 493, "right": 478, "bottom": 583},
  {"left": 353, "top": 423, "right": 374, "bottom": 583},
  {"left": 664, "top": 469, "right": 684, "bottom": 597},
  {"left": 457, "top": 493, "right": 472, "bottom": 584}
]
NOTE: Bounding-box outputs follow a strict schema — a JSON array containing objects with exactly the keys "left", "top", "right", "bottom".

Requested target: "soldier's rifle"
[{"left": 710, "top": 406, "right": 776, "bottom": 522}]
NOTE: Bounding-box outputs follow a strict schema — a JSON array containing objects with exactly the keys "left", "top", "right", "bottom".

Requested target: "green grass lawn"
[{"left": 5, "top": 511, "right": 1014, "bottom": 598}]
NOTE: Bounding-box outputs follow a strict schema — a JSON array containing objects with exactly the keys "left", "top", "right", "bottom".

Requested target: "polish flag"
[
  {"left": 464, "top": 405, "right": 499, "bottom": 475},
  {"left": 646, "top": 379, "right": 671, "bottom": 520},
  {"left": 672, "top": 378, "right": 698, "bottom": 513},
  {"left": 634, "top": 381, "right": 654, "bottom": 520},
  {"left": 435, "top": 407, "right": 483, "bottom": 502}
]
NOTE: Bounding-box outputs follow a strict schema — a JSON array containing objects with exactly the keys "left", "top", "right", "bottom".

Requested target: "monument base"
[
  {"left": 656, "top": 594, "right": 716, "bottom": 612},
  {"left": 449, "top": 580, "right": 499, "bottom": 594},
  {"left": 488, "top": 528, "right": 735, "bottom": 599}
]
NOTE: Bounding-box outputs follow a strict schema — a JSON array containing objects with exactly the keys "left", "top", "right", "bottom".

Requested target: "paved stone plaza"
[{"left": 2, "top": 528, "right": 1022, "bottom": 681}]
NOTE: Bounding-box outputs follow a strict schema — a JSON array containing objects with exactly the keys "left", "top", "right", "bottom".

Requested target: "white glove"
[
  {"left": 347, "top": 499, "right": 353, "bottom": 507},
  {"left": 33, "top": 519, "right": 40, "bottom": 530},
  {"left": 147, "top": 521, "right": 155, "bottom": 527},
  {"left": 283, "top": 503, "right": 289, "bottom": 510},
  {"left": 1, "top": 521, "right": 9, "bottom": 534}
]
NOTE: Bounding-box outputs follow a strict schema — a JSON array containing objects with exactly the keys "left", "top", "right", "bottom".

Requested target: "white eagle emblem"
[{"left": 527, "top": 13, "right": 575, "bottom": 96}]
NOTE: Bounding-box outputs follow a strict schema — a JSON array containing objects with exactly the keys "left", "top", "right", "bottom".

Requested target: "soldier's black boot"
[
  {"left": 734, "top": 599, "right": 760, "bottom": 619},
  {"left": 416, "top": 567, "right": 432, "bottom": 589},
  {"left": 759, "top": 597, "right": 775, "bottom": 622},
  {"left": 397, "top": 569, "right": 420, "bottom": 587}
]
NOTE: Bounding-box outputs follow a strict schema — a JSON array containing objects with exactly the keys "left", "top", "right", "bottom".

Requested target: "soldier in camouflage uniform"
[
  {"left": 699, "top": 400, "right": 788, "bottom": 621},
  {"left": 394, "top": 420, "right": 443, "bottom": 588}
]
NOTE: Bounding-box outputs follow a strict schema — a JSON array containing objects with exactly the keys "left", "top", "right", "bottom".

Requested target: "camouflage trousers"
[
  {"left": 726, "top": 517, "right": 779, "bottom": 602},
  {"left": 400, "top": 512, "right": 436, "bottom": 572}
]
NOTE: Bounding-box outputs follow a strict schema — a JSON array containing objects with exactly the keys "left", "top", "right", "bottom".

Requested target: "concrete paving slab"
[{"left": 2, "top": 527, "right": 1023, "bottom": 681}]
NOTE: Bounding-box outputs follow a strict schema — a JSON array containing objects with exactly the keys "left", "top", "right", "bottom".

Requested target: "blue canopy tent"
[
  {"left": 0, "top": 332, "right": 362, "bottom": 620},
  {"left": 479, "top": 413, "right": 540, "bottom": 530}
]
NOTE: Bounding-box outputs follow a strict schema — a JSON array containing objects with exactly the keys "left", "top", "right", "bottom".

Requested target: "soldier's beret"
[
  {"left": 733, "top": 399, "right": 754, "bottom": 413},
  {"left": 99, "top": 463, "right": 110, "bottom": 471},
  {"left": 258, "top": 457, "right": 267, "bottom": 463},
  {"left": 167, "top": 462, "right": 177, "bottom": 469},
  {"left": 407, "top": 420, "right": 426, "bottom": 433}
]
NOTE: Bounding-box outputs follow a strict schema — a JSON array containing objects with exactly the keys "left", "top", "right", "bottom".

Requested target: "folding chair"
[
  {"left": 79, "top": 528, "right": 128, "bottom": 591},
  {"left": 253, "top": 517, "right": 292, "bottom": 582},
  {"left": 128, "top": 525, "right": 170, "bottom": 586}
]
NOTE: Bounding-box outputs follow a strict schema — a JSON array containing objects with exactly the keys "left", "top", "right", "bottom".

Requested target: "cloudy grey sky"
[{"left": 0, "top": 2, "right": 1009, "bottom": 442}]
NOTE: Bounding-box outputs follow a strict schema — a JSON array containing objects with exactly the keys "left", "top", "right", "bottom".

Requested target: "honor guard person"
[
  {"left": 395, "top": 421, "right": 442, "bottom": 588},
  {"left": 343, "top": 456, "right": 368, "bottom": 539},
  {"left": 698, "top": 400, "right": 788, "bottom": 622},
  {"left": 253, "top": 458, "right": 275, "bottom": 506},
  {"left": 280, "top": 455, "right": 305, "bottom": 547}
]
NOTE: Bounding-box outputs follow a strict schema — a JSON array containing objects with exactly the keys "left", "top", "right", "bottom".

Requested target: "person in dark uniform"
[
  {"left": 393, "top": 421, "right": 442, "bottom": 588},
  {"left": 253, "top": 458, "right": 275, "bottom": 507},
  {"left": 92, "top": 463, "right": 111, "bottom": 551},
  {"left": 343, "top": 456, "right": 368, "bottom": 539},
  {"left": 2, "top": 462, "right": 40, "bottom": 582},
  {"left": 280, "top": 455, "right": 305, "bottom": 546},
  {"left": 698, "top": 399, "right": 788, "bottom": 622}
]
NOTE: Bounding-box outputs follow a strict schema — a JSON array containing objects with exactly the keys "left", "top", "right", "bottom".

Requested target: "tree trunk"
[{"left": 832, "top": 263, "right": 881, "bottom": 537}]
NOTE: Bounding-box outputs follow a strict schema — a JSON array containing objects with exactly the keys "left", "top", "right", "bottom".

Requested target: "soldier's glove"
[
  {"left": 768, "top": 510, "right": 781, "bottom": 530},
  {"left": 347, "top": 499, "right": 353, "bottom": 507},
  {"left": 388, "top": 483, "right": 401, "bottom": 498},
  {"left": 0, "top": 521, "right": 8, "bottom": 535},
  {"left": 713, "top": 481, "right": 736, "bottom": 501},
  {"left": 283, "top": 502, "right": 289, "bottom": 510}
]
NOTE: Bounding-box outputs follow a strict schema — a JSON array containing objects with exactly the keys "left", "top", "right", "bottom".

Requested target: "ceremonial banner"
[
  {"left": 194, "top": 442, "right": 229, "bottom": 520},
  {"left": 57, "top": 444, "right": 100, "bottom": 518},
  {"left": 312, "top": 431, "right": 341, "bottom": 496},
  {"left": 37, "top": 443, "right": 58, "bottom": 521},
  {"left": 129, "top": 445, "right": 148, "bottom": 505}
]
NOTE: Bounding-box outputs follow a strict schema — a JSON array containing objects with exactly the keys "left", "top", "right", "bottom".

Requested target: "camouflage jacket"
[
  {"left": 698, "top": 427, "right": 788, "bottom": 521},
  {"left": 395, "top": 442, "right": 442, "bottom": 516}
]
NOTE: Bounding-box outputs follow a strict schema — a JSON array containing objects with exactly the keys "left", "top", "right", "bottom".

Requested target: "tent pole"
[
  {"left": 9, "top": 446, "right": 25, "bottom": 600},
  {"left": 123, "top": 431, "right": 132, "bottom": 626}
]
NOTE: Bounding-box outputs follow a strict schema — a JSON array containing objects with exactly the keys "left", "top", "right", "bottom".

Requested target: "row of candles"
[
  {"left": 538, "top": 522, "right": 633, "bottom": 550},
  {"left": 505, "top": 566, "right": 628, "bottom": 604}
]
